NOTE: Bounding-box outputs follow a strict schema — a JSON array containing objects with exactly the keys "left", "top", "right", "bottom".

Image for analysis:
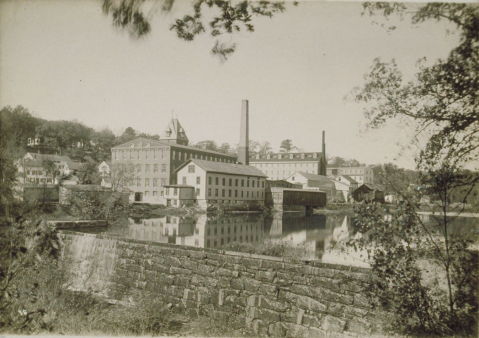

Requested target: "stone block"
[
  {"left": 295, "top": 294, "right": 327, "bottom": 313},
  {"left": 283, "top": 322, "right": 309, "bottom": 338},
  {"left": 159, "top": 274, "right": 175, "bottom": 285},
  {"left": 343, "top": 306, "right": 368, "bottom": 318},
  {"left": 218, "top": 277, "right": 231, "bottom": 288},
  {"left": 273, "top": 277, "right": 293, "bottom": 287},
  {"left": 321, "top": 315, "right": 346, "bottom": 333},
  {"left": 302, "top": 314, "right": 321, "bottom": 328},
  {"left": 217, "top": 267, "right": 239, "bottom": 278},
  {"left": 170, "top": 266, "right": 192, "bottom": 275},
  {"left": 256, "top": 308, "right": 281, "bottom": 323},
  {"left": 269, "top": 322, "right": 285, "bottom": 337},
  {"left": 311, "top": 277, "right": 341, "bottom": 291},
  {"left": 282, "top": 306, "right": 305, "bottom": 325},
  {"left": 256, "top": 270, "right": 277, "bottom": 283},
  {"left": 308, "top": 327, "right": 329, "bottom": 338},
  {"left": 353, "top": 293, "right": 372, "bottom": 309},
  {"left": 175, "top": 276, "right": 190, "bottom": 287},
  {"left": 326, "top": 303, "right": 344, "bottom": 316},
  {"left": 190, "top": 251, "right": 207, "bottom": 260},
  {"left": 258, "top": 296, "right": 290, "bottom": 312},
  {"left": 231, "top": 278, "right": 245, "bottom": 290},
  {"left": 181, "top": 259, "right": 198, "bottom": 271},
  {"left": 244, "top": 278, "right": 262, "bottom": 292},
  {"left": 347, "top": 317, "right": 372, "bottom": 334},
  {"left": 165, "top": 256, "right": 181, "bottom": 267},
  {"left": 190, "top": 275, "right": 206, "bottom": 286},
  {"left": 197, "top": 264, "right": 215, "bottom": 276},
  {"left": 320, "top": 289, "right": 354, "bottom": 305}
]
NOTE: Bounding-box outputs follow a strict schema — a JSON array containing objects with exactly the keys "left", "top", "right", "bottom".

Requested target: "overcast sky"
[{"left": 0, "top": 0, "right": 463, "bottom": 169}]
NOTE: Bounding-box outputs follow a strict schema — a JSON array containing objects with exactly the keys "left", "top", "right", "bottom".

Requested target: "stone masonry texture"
[{"left": 59, "top": 231, "right": 393, "bottom": 338}]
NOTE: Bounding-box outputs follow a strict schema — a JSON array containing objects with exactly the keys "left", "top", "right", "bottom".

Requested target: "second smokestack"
[{"left": 238, "top": 100, "right": 249, "bottom": 165}]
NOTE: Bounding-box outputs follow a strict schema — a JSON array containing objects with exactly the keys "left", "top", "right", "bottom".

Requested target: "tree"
[
  {"left": 109, "top": 161, "right": 136, "bottom": 192},
  {"left": 195, "top": 140, "right": 219, "bottom": 152},
  {"left": 0, "top": 106, "right": 44, "bottom": 149},
  {"left": 279, "top": 139, "right": 297, "bottom": 153},
  {"left": 258, "top": 141, "right": 273, "bottom": 155},
  {"left": 115, "top": 127, "right": 137, "bottom": 146},
  {"left": 348, "top": 4, "right": 479, "bottom": 335},
  {"left": 41, "top": 157, "right": 60, "bottom": 185},
  {"left": 218, "top": 142, "right": 234, "bottom": 155},
  {"left": 91, "top": 128, "right": 116, "bottom": 161},
  {"left": 102, "top": 0, "right": 294, "bottom": 61},
  {"left": 79, "top": 158, "right": 101, "bottom": 185}
]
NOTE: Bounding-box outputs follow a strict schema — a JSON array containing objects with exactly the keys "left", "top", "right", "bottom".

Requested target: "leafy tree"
[
  {"left": 354, "top": 3, "right": 478, "bottom": 170},
  {"left": 109, "top": 161, "right": 136, "bottom": 192},
  {"left": 0, "top": 106, "right": 45, "bottom": 149},
  {"left": 218, "top": 142, "right": 235, "bottom": 155},
  {"left": 102, "top": 0, "right": 294, "bottom": 61},
  {"left": 279, "top": 139, "right": 297, "bottom": 153},
  {"left": 91, "top": 128, "right": 116, "bottom": 161},
  {"left": 195, "top": 140, "right": 219, "bottom": 152},
  {"left": 41, "top": 157, "right": 60, "bottom": 184},
  {"left": 258, "top": 141, "right": 273, "bottom": 155},
  {"left": 114, "top": 127, "right": 137, "bottom": 146},
  {"left": 348, "top": 3, "right": 479, "bottom": 335},
  {"left": 79, "top": 158, "right": 101, "bottom": 185}
]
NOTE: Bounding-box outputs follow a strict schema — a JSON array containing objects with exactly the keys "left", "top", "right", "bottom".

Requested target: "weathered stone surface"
[
  {"left": 321, "top": 315, "right": 346, "bottom": 333},
  {"left": 283, "top": 322, "right": 309, "bottom": 338},
  {"left": 347, "top": 317, "right": 372, "bottom": 334},
  {"left": 308, "top": 327, "right": 329, "bottom": 338},
  {"left": 353, "top": 293, "right": 372, "bottom": 309},
  {"left": 269, "top": 322, "right": 285, "bottom": 337},
  {"left": 282, "top": 306, "right": 305, "bottom": 325},
  {"left": 256, "top": 308, "right": 281, "bottom": 322},
  {"left": 244, "top": 278, "right": 262, "bottom": 292},
  {"left": 311, "top": 277, "right": 341, "bottom": 291},
  {"left": 165, "top": 256, "right": 181, "bottom": 267},
  {"left": 256, "top": 270, "right": 276, "bottom": 282},
  {"left": 302, "top": 314, "right": 321, "bottom": 328},
  {"left": 231, "top": 278, "right": 244, "bottom": 290},
  {"left": 296, "top": 294, "right": 327, "bottom": 313},
  {"left": 197, "top": 264, "right": 215, "bottom": 276},
  {"left": 258, "top": 295, "right": 289, "bottom": 312}
]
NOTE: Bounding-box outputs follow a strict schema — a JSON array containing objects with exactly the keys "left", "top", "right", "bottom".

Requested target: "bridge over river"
[{"left": 265, "top": 187, "right": 327, "bottom": 213}]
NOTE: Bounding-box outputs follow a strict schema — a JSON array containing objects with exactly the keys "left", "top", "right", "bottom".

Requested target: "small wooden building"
[
  {"left": 163, "top": 184, "right": 196, "bottom": 208},
  {"left": 353, "top": 183, "right": 385, "bottom": 203}
]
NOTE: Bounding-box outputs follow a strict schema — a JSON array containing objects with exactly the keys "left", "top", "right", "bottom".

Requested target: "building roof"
[
  {"left": 111, "top": 137, "right": 236, "bottom": 158},
  {"left": 178, "top": 159, "right": 268, "bottom": 178},
  {"left": 160, "top": 118, "right": 189, "bottom": 144},
  {"left": 362, "top": 183, "right": 384, "bottom": 191},
  {"left": 331, "top": 174, "right": 358, "bottom": 184},
  {"left": 250, "top": 152, "right": 323, "bottom": 163},
  {"left": 22, "top": 153, "right": 73, "bottom": 167},
  {"left": 66, "top": 161, "right": 83, "bottom": 170},
  {"left": 98, "top": 160, "right": 112, "bottom": 168},
  {"left": 294, "top": 172, "right": 335, "bottom": 183}
]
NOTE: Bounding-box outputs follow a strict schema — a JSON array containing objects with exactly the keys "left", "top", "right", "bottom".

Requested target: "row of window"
[
  {"left": 207, "top": 189, "right": 263, "bottom": 199},
  {"left": 114, "top": 149, "right": 234, "bottom": 163},
  {"left": 136, "top": 178, "right": 167, "bottom": 187},
  {"left": 254, "top": 163, "right": 317, "bottom": 168},
  {"left": 206, "top": 176, "right": 265, "bottom": 188},
  {"left": 136, "top": 163, "right": 167, "bottom": 173},
  {"left": 253, "top": 153, "right": 319, "bottom": 160}
]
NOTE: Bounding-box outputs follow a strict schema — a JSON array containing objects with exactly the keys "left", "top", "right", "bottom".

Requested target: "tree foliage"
[
  {"left": 279, "top": 139, "right": 297, "bottom": 153},
  {"left": 354, "top": 3, "right": 479, "bottom": 169},
  {"left": 102, "top": 0, "right": 293, "bottom": 60}
]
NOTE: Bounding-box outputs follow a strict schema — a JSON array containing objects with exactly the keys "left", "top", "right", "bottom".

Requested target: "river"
[{"left": 79, "top": 212, "right": 479, "bottom": 268}]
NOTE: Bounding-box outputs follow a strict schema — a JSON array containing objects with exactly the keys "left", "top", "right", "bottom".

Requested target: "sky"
[{"left": 0, "top": 0, "right": 465, "bottom": 169}]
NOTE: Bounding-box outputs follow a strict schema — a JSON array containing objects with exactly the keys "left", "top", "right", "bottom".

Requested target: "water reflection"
[
  {"left": 79, "top": 212, "right": 478, "bottom": 268},
  {"left": 101, "top": 212, "right": 370, "bottom": 266}
]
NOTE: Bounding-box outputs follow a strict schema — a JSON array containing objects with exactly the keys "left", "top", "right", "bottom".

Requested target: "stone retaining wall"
[{"left": 59, "top": 231, "right": 392, "bottom": 338}]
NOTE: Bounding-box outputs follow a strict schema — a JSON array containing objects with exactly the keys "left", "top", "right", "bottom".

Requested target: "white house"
[
  {"left": 98, "top": 161, "right": 111, "bottom": 177},
  {"left": 175, "top": 159, "right": 268, "bottom": 209},
  {"left": 285, "top": 172, "right": 336, "bottom": 196}
]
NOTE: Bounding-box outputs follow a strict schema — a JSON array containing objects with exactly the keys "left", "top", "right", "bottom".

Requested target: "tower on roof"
[{"left": 160, "top": 118, "right": 189, "bottom": 145}]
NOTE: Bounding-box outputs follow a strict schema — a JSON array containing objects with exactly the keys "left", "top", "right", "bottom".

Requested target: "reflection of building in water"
[
  {"left": 119, "top": 215, "right": 266, "bottom": 249},
  {"left": 265, "top": 213, "right": 354, "bottom": 260},
  {"left": 179, "top": 214, "right": 265, "bottom": 249}
]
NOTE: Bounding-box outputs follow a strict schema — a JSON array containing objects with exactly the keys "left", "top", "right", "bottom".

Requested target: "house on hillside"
[
  {"left": 98, "top": 161, "right": 111, "bottom": 177},
  {"left": 175, "top": 159, "right": 267, "bottom": 209},
  {"left": 17, "top": 153, "right": 80, "bottom": 185},
  {"left": 353, "top": 183, "right": 385, "bottom": 203}
]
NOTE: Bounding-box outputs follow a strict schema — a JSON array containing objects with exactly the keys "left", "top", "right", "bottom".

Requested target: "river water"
[{"left": 79, "top": 212, "right": 479, "bottom": 268}]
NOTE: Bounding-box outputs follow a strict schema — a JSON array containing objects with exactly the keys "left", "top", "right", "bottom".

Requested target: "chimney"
[
  {"left": 321, "top": 131, "right": 326, "bottom": 175},
  {"left": 238, "top": 100, "right": 249, "bottom": 165}
]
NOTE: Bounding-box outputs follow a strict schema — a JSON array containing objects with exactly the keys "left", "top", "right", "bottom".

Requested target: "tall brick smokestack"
[
  {"left": 321, "top": 131, "right": 326, "bottom": 176},
  {"left": 238, "top": 100, "right": 249, "bottom": 165}
]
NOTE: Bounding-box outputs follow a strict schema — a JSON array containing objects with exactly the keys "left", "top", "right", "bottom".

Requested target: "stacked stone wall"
[{"left": 59, "top": 231, "right": 392, "bottom": 338}]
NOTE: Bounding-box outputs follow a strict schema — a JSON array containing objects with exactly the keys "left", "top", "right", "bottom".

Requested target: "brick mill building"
[{"left": 111, "top": 118, "right": 237, "bottom": 204}]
